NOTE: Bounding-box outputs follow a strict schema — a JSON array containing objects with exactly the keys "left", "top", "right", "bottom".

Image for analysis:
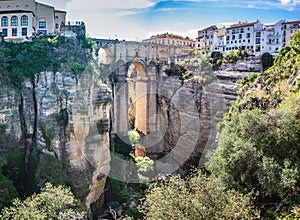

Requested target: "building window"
[
  {"left": 248, "top": 39, "right": 251, "bottom": 43},
  {"left": 2, "top": 28, "right": 7, "bottom": 37},
  {"left": 11, "top": 16, "right": 18, "bottom": 26},
  {"left": 39, "top": 21, "right": 46, "bottom": 29},
  {"left": 55, "top": 23, "right": 59, "bottom": 29},
  {"left": 55, "top": 16, "right": 59, "bottom": 19},
  {"left": 21, "top": 15, "right": 28, "bottom": 26},
  {"left": 12, "top": 28, "right": 17, "bottom": 36},
  {"left": 247, "top": 33, "right": 251, "bottom": 38},
  {"left": 38, "top": 30, "right": 47, "bottom": 35},
  {"left": 232, "top": 35, "right": 235, "bottom": 40},
  {"left": 239, "top": 34, "right": 242, "bottom": 39},
  {"left": 22, "top": 28, "right": 27, "bottom": 36},
  {"left": 1, "top": 16, "right": 8, "bottom": 27}
]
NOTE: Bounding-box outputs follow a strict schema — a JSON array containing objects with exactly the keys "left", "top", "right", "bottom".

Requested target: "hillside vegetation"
[
  {"left": 126, "top": 31, "right": 300, "bottom": 220},
  {"left": 206, "top": 30, "right": 300, "bottom": 218}
]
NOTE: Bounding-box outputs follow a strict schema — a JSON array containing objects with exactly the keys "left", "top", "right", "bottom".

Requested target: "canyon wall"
[
  {"left": 156, "top": 71, "right": 246, "bottom": 170},
  {"left": 0, "top": 63, "right": 112, "bottom": 211}
]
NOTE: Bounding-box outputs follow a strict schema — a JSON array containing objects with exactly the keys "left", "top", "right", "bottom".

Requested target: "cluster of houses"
[{"left": 196, "top": 20, "right": 300, "bottom": 56}]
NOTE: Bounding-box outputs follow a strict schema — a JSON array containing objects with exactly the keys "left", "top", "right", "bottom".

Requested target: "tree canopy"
[
  {"left": 139, "top": 170, "right": 259, "bottom": 220},
  {"left": 0, "top": 183, "right": 85, "bottom": 220}
]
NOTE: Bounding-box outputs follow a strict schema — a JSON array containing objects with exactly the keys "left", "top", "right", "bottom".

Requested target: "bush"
[
  {"left": 128, "top": 129, "right": 140, "bottom": 146},
  {"left": 140, "top": 170, "right": 259, "bottom": 219},
  {"left": 261, "top": 52, "right": 273, "bottom": 70},
  {"left": 35, "top": 155, "right": 71, "bottom": 189},
  {"left": 70, "top": 62, "right": 85, "bottom": 76},
  {"left": 57, "top": 109, "right": 68, "bottom": 126},
  {"left": 0, "top": 157, "right": 18, "bottom": 207},
  {"left": 2, "top": 151, "right": 26, "bottom": 195},
  {"left": 248, "top": 72, "right": 258, "bottom": 83},
  {"left": 206, "top": 109, "right": 300, "bottom": 208},
  {"left": 0, "top": 183, "right": 85, "bottom": 219}
]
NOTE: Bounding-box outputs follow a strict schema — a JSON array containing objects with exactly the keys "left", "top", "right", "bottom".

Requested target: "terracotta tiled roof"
[
  {"left": 228, "top": 21, "right": 258, "bottom": 29},
  {"left": 282, "top": 20, "right": 300, "bottom": 25}
]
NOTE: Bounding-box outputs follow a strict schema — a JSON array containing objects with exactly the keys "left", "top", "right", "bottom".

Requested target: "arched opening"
[
  {"left": 158, "top": 50, "right": 168, "bottom": 60},
  {"left": 11, "top": 16, "right": 18, "bottom": 26},
  {"left": 21, "top": 15, "right": 28, "bottom": 26},
  {"left": 126, "top": 62, "right": 147, "bottom": 135},
  {"left": 98, "top": 46, "right": 113, "bottom": 65},
  {"left": 1, "top": 16, "right": 8, "bottom": 27}
]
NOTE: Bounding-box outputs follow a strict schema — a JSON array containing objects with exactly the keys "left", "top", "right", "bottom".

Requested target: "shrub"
[
  {"left": 261, "top": 52, "right": 273, "bottom": 70},
  {"left": 128, "top": 129, "right": 140, "bottom": 146},
  {"left": 38, "top": 122, "right": 55, "bottom": 152},
  {"left": 70, "top": 62, "right": 85, "bottom": 76},
  {"left": 0, "top": 183, "right": 84, "bottom": 219},
  {"left": 248, "top": 72, "right": 258, "bottom": 83},
  {"left": 140, "top": 170, "right": 259, "bottom": 219},
  {"left": 206, "top": 109, "right": 300, "bottom": 209},
  {"left": 57, "top": 109, "right": 68, "bottom": 126}
]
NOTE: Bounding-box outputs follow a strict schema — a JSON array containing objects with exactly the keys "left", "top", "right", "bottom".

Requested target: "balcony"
[
  {"left": 267, "top": 41, "right": 280, "bottom": 45},
  {"left": 267, "top": 33, "right": 281, "bottom": 38}
]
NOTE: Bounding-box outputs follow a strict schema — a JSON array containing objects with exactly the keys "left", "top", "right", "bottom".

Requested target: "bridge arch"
[{"left": 98, "top": 46, "right": 113, "bottom": 65}]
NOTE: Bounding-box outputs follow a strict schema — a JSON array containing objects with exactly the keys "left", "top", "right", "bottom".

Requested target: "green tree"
[
  {"left": 261, "top": 52, "right": 273, "bottom": 70},
  {"left": 290, "top": 30, "right": 300, "bottom": 51},
  {"left": 140, "top": 170, "right": 259, "bottom": 219},
  {"left": 206, "top": 109, "right": 300, "bottom": 204},
  {"left": 0, "top": 183, "right": 85, "bottom": 220},
  {"left": 0, "top": 157, "right": 18, "bottom": 207}
]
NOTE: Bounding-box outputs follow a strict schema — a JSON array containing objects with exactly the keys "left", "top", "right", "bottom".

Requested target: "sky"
[{"left": 38, "top": 0, "right": 300, "bottom": 41}]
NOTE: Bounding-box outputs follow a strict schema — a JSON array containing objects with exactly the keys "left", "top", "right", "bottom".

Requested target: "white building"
[
  {"left": 225, "top": 21, "right": 261, "bottom": 55},
  {"left": 282, "top": 20, "right": 300, "bottom": 47},
  {"left": 196, "top": 25, "right": 217, "bottom": 54},
  {"left": 212, "top": 28, "right": 226, "bottom": 53},
  {"left": 196, "top": 19, "right": 299, "bottom": 57},
  {"left": 0, "top": 0, "right": 66, "bottom": 41},
  {"left": 260, "top": 21, "right": 283, "bottom": 56}
]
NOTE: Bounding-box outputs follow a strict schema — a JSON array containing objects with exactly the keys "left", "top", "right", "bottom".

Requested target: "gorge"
[{"left": 0, "top": 35, "right": 263, "bottom": 218}]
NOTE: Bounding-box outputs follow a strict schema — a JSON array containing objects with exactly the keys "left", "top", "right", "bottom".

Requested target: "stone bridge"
[{"left": 93, "top": 39, "right": 191, "bottom": 154}]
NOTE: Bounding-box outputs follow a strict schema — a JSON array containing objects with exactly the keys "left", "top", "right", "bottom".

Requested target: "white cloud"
[
  {"left": 281, "top": 0, "right": 292, "bottom": 5},
  {"left": 66, "top": 0, "right": 154, "bottom": 10}
]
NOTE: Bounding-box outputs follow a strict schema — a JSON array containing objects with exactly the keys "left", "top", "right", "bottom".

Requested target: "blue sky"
[{"left": 39, "top": 0, "right": 300, "bottom": 40}]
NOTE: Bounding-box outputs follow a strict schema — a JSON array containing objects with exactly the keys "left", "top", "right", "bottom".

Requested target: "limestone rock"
[{"left": 157, "top": 72, "right": 242, "bottom": 168}]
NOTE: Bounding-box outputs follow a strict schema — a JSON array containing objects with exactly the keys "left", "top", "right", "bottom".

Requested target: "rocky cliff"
[
  {"left": 0, "top": 62, "right": 112, "bottom": 211},
  {"left": 156, "top": 71, "right": 246, "bottom": 169}
]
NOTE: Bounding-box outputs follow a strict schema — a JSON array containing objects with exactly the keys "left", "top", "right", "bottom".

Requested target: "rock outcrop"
[
  {"left": 156, "top": 71, "right": 245, "bottom": 169},
  {"left": 0, "top": 63, "right": 112, "bottom": 211}
]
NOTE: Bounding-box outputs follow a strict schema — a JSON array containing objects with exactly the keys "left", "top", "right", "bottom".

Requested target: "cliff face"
[
  {"left": 157, "top": 71, "right": 245, "bottom": 168},
  {"left": 0, "top": 63, "right": 112, "bottom": 211}
]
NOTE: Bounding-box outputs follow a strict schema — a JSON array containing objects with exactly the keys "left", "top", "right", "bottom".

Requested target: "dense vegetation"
[
  {"left": 0, "top": 35, "right": 90, "bottom": 89},
  {"left": 206, "top": 30, "right": 300, "bottom": 218},
  {"left": 0, "top": 183, "right": 84, "bottom": 219},
  {"left": 138, "top": 170, "right": 259, "bottom": 219}
]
